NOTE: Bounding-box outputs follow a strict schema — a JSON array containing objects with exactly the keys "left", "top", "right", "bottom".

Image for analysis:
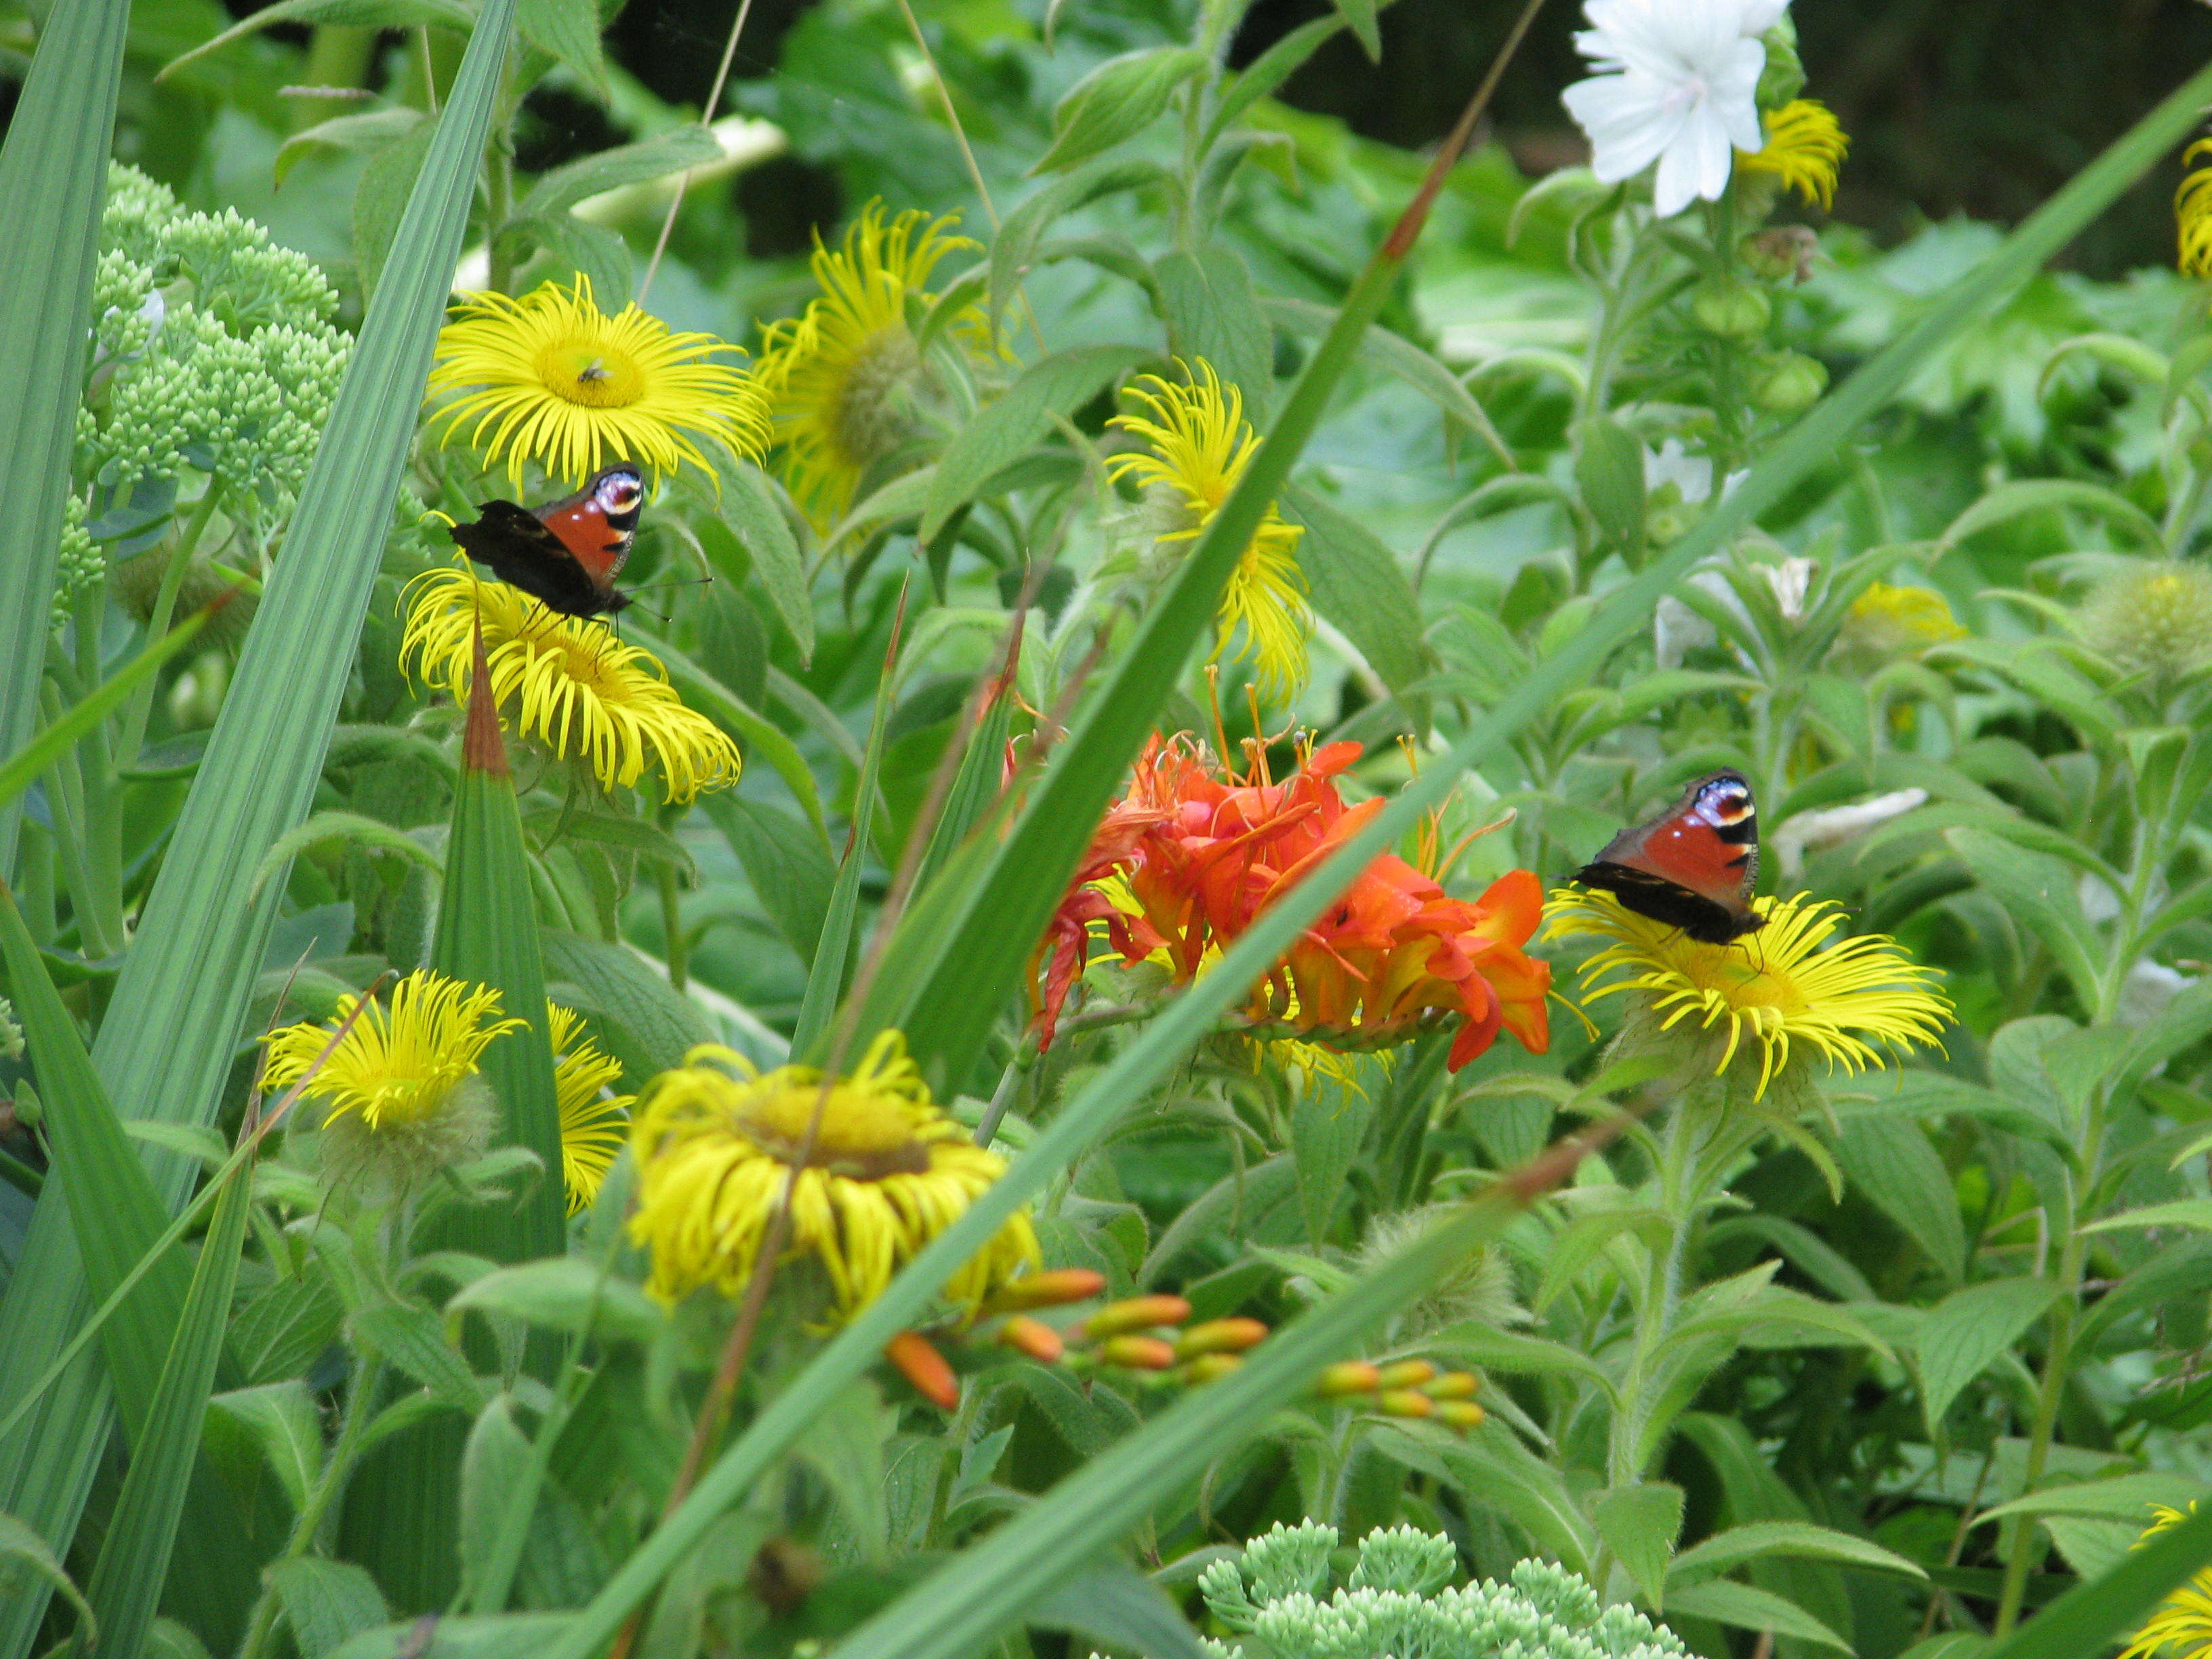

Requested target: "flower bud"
[
  {"left": 1097, "top": 1334, "right": 1177, "bottom": 1371},
  {"left": 983, "top": 1268, "right": 1107, "bottom": 1313},
  {"left": 1375, "top": 1359, "right": 1437, "bottom": 1390},
  {"left": 1174, "top": 1317, "right": 1268, "bottom": 1359},
  {"left": 1691, "top": 278, "right": 1771, "bottom": 340},
  {"left": 1740, "top": 225, "right": 1818, "bottom": 285},
  {"left": 1076, "top": 1295, "right": 1190, "bottom": 1341},
  {"left": 2083, "top": 561, "right": 2212, "bottom": 685},
  {"left": 1750, "top": 350, "right": 1828, "bottom": 413},
  {"left": 1422, "top": 1371, "right": 1478, "bottom": 1400},
  {"left": 1179, "top": 1353, "right": 1243, "bottom": 1386},
  {"left": 885, "top": 1330, "right": 960, "bottom": 1410},
  {"left": 1376, "top": 1389, "right": 1434, "bottom": 1419},
  {"left": 1315, "top": 1361, "right": 1380, "bottom": 1398},
  {"left": 1436, "top": 1401, "right": 1487, "bottom": 1432},
  {"left": 999, "top": 1315, "right": 1064, "bottom": 1364}
]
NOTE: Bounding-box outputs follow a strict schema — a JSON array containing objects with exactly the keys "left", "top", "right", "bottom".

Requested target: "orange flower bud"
[
  {"left": 1179, "top": 1353, "right": 1244, "bottom": 1385},
  {"left": 1096, "top": 1334, "right": 1177, "bottom": 1370},
  {"left": 885, "top": 1331, "right": 959, "bottom": 1410},
  {"left": 1000, "top": 1315, "right": 1065, "bottom": 1364},
  {"left": 983, "top": 1269, "right": 1107, "bottom": 1313},
  {"left": 1423, "top": 1371, "right": 1478, "bottom": 1400},
  {"left": 1315, "top": 1361, "right": 1381, "bottom": 1397},
  {"left": 1076, "top": 1296, "right": 1191, "bottom": 1341},
  {"left": 1376, "top": 1389, "right": 1434, "bottom": 1418},
  {"left": 1436, "top": 1401, "right": 1487, "bottom": 1431},
  {"left": 1174, "top": 1317, "right": 1267, "bottom": 1359},
  {"left": 1375, "top": 1359, "right": 1437, "bottom": 1390}
]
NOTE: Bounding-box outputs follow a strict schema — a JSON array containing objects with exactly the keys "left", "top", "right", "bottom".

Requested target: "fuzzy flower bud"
[
  {"left": 50, "top": 495, "right": 102, "bottom": 632},
  {"left": 1422, "top": 1371, "right": 1478, "bottom": 1400},
  {"left": 1436, "top": 1401, "right": 1487, "bottom": 1431},
  {"left": 981, "top": 1268, "right": 1107, "bottom": 1313},
  {"left": 2082, "top": 560, "right": 2212, "bottom": 686},
  {"left": 1095, "top": 1334, "right": 1177, "bottom": 1371},
  {"left": 1374, "top": 1359, "right": 1437, "bottom": 1390},
  {"left": 1376, "top": 1389, "right": 1434, "bottom": 1419},
  {"left": 998, "top": 1315, "right": 1064, "bottom": 1364},
  {"left": 1076, "top": 1295, "right": 1190, "bottom": 1341},
  {"left": 1315, "top": 1361, "right": 1380, "bottom": 1397},
  {"left": 1179, "top": 1353, "right": 1243, "bottom": 1385},
  {"left": 1174, "top": 1317, "right": 1267, "bottom": 1359},
  {"left": 885, "top": 1330, "right": 960, "bottom": 1409}
]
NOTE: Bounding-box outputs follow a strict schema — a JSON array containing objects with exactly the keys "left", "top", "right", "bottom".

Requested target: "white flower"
[
  {"left": 1643, "top": 438, "right": 1747, "bottom": 506},
  {"left": 1762, "top": 555, "right": 1816, "bottom": 624},
  {"left": 1561, "top": 0, "right": 1784, "bottom": 217}
]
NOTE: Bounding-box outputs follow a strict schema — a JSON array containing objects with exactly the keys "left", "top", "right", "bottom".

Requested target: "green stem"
[
  {"left": 37, "top": 678, "right": 112, "bottom": 957},
  {"left": 1609, "top": 1099, "right": 1699, "bottom": 1489},
  {"left": 117, "top": 487, "right": 222, "bottom": 769},
  {"left": 235, "top": 1355, "right": 388, "bottom": 1659}
]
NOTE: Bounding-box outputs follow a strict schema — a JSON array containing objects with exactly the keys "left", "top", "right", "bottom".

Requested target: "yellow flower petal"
[{"left": 1738, "top": 100, "right": 1849, "bottom": 211}]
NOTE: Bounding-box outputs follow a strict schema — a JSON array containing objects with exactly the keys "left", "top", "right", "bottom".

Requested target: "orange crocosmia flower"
[{"left": 1033, "top": 734, "right": 1550, "bottom": 1071}]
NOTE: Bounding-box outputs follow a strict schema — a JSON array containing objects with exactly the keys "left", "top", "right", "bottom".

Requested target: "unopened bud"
[
  {"left": 1097, "top": 1334, "right": 1176, "bottom": 1371},
  {"left": 1436, "top": 1401, "right": 1487, "bottom": 1431},
  {"left": 1423, "top": 1371, "right": 1478, "bottom": 1400},
  {"left": 1750, "top": 350, "right": 1827, "bottom": 413},
  {"left": 983, "top": 1269, "right": 1107, "bottom": 1313},
  {"left": 1076, "top": 1296, "right": 1190, "bottom": 1341},
  {"left": 1000, "top": 1315, "right": 1063, "bottom": 1364},
  {"left": 1691, "top": 277, "right": 1771, "bottom": 340},
  {"left": 1374, "top": 1359, "right": 1437, "bottom": 1390},
  {"left": 1315, "top": 1361, "right": 1380, "bottom": 1398},
  {"left": 1174, "top": 1317, "right": 1267, "bottom": 1359},
  {"left": 1376, "top": 1389, "right": 1434, "bottom": 1419},
  {"left": 885, "top": 1331, "right": 959, "bottom": 1410},
  {"left": 1179, "top": 1353, "right": 1243, "bottom": 1386}
]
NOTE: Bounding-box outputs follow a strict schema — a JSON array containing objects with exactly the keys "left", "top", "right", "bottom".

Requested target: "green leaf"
[
  {"left": 207, "top": 1382, "right": 325, "bottom": 1516},
  {"left": 1595, "top": 1483, "right": 1683, "bottom": 1611},
  {"left": 541, "top": 928, "right": 714, "bottom": 1080},
  {"left": 352, "top": 1301, "right": 483, "bottom": 1413},
  {"left": 989, "top": 158, "right": 1165, "bottom": 333},
  {"left": 0, "top": 1511, "right": 94, "bottom": 1647},
  {"left": 459, "top": 1396, "right": 535, "bottom": 1614},
  {"left": 274, "top": 107, "right": 424, "bottom": 191},
  {"left": 792, "top": 1382, "right": 893, "bottom": 1565},
  {"left": 921, "top": 344, "right": 1152, "bottom": 542},
  {"left": 328, "top": 1614, "right": 577, "bottom": 1659},
  {"left": 1974, "top": 1497, "right": 2212, "bottom": 1659},
  {"left": 518, "top": 127, "right": 718, "bottom": 219},
  {"left": 352, "top": 117, "right": 436, "bottom": 306},
  {"left": 1668, "top": 1521, "right": 1929, "bottom": 1586},
  {"left": 1936, "top": 478, "right": 2162, "bottom": 552},
  {"left": 633, "top": 626, "right": 825, "bottom": 832},
  {"left": 1666, "top": 1579, "right": 1850, "bottom": 1652},
  {"left": 708, "top": 466, "right": 814, "bottom": 661},
  {"left": 2081, "top": 1199, "right": 2212, "bottom": 1235},
  {"left": 1029, "top": 1561, "right": 1210, "bottom": 1658},
  {"left": 1154, "top": 246, "right": 1272, "bottom": 411},
  {"left": 1946, "top": 827, "right": 2104, "bottom": 1008},
  {"left": 162, "top": 0, "right": 470, "bottom": 79},
  {"left": 497, "top": 214, "right": 630, "bottom": 314},
  {"left": 700, "top": 796, "right": 833, "bottom": 969},
  {"left": 1836, "top": 1117, "right": 1967, "bottom": 1283},
  {"left": 1916, "top": 1278, "right": 2063, "bottom": 1437},
  {"left": 1572, "top": 415, "right": 1646, "bottom": 554},
  {"left": 1330, "top": 0, "right": 1379, "bottom": 59},
  {"left": 1290, "top": 1074, "right": 1369, "bottom": 1245},
  {"left": 1978, "top": 1471, "right": 2206, "bottom": 1523},
  {"left": 447, "top": 1261, "right": 663, "bottom": 1345},
  {"left": 268, "top": 1559, "right": 390, "bottom": 1659},
  {"left": 517, "top": 0, "right": 611, "bottom": 100},
  {"left": 1282, "top": 485, "right": 1436, "bottom": 716},
  {"left": 1035, "top": 47, "right": 1208, "bottom": 174},
  {"left": 0, "top": 0, "right": 129, "bottom": 874},
  {"left": 1202, "top": 15, "right": 1345, "bottom": 152}
]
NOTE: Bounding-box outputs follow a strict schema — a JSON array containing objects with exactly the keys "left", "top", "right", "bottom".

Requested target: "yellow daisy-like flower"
[
  {"left": 262, "top": 970, "right": 522, "bottom": 1132},
  {"left": 550, "top": 1004, "right": 631, "bottom": 1214},
  {"left": 1738, "top": 100, "right": 1849, "bottom": 211},
  {"left": 754, "top": 202, "right": 991, "bottom": 529},
  {"left": 1107, "top": 360, "right": 1313, "bottom": 701},
  {"left": 427, "top": 273, "right": 770, "bottom": 491},
  {"left": 2179, "top": 140, "right": 2212, "bottom": 279},
  {"left": 626, "top": 1030, "right": 1038, "bottom": 1319},
  {"left": 1835, "top": 580, "right": 1967, "bottom": 659},
  {"left": 399, "top": 563, "right": 741, "bottom": 802},
  {"left": 1543, "top": 888, "right": 1950, "bottom": 1101},
  {"left": 2123, "top": 1505, "right": 2212, "bottom": 1659}
]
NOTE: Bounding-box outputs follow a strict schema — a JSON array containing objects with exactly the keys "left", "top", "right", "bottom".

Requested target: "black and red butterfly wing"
[
  {"left": 1575, "top": 769, "right": 1761, "bottom": 943},
  {"left": 449, "top": 463, "right": 644, "bottom": 619}
]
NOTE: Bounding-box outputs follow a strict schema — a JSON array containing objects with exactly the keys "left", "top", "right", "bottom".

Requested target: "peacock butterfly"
[
  {"left": 450, "top": 462, "right": 644, "bottom": 619},
  {"left": 1575, "top": 769, "right": 1763, "bottom": 944}
]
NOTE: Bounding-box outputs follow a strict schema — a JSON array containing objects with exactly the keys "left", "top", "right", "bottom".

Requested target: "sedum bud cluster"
[
  {"left": 1194, "top": 1522, "right": 1689, "bottom": 1659},
  {"left": 0, "top": 993, "right": 21, "bottom": 1061},
  {"left": 75, "top": 165, "right": 348, "bottom": 554}
]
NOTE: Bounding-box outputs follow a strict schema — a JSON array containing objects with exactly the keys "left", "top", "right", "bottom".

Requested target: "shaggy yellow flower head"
[
  {"left": 2082, "top": 560, "right": 2212, "bottom": 686},
  {"left": 400, "top": 563, "right": 741, "bottom": 801},
  {"left": 2123, "top": 1505, "right": 2212, "bottom": 1659},
  {"left": 754, "top": 203, "right": 991, "bottom": 529},
  {"left": 1107, "top": 361, "right": 1313, "bottom": 701},
  {"left": 1738, "top": 100, "right": 1849, "bottom": 211},
  {"left": 262, "top": 970, "right": 521, "bottom": 1132},
  {"left": 1835, "top": 581, "right": 1967, "bottom": 660},
  {"left": 626, "top": 1031, "right": 1038, "bottom": 1319},
  {"left": 1544, "top": 888, "right": 1950, "bottom": 1101},
  {"left": 427, "top": 273, "right": 769, "bottom": 490},
  {"left": 550, "top": 1004, "right": 631, "bottom": 1214},
  {"left": 2179, "top": 140, "right": 2212, "bottom": 279}
]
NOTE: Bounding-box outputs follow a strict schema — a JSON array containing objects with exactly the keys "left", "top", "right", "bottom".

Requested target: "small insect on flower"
[
  {"left": 399, "top": 563, "right": 741, "bottom": 802},
  {"left": 1544, "top": 888, "right": 1952, "bottom": 1101},
  {"left": 2121, "top": 1505, "right": 2212, "bottom": 1659},
  {"left": 427, "top": 272, "right": 769, "bottom": 491},
  {"left": 1108, "top": 361, "right": 1313, "bottom": 702},
  {"left": 754, "top": 203, "right": 993, "bottom": 530},
  {"left": 626, "top": 1031, "right": 1038, "bottom": 1321},
  {"left": 1738, "top": 99, "right": 1849, "bottom": 210}
]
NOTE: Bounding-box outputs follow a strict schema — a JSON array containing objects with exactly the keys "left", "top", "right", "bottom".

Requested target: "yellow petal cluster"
[
  {"left": 262, "top": 970, "right": 520, "bottom": 1131},
  {"left": 1738, "top": 100, "right": 1849, "bottom": 211}
]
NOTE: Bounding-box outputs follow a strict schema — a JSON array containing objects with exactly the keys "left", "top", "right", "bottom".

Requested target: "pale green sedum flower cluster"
[
  {"left": 57, "top": 165, "right": 349, "bottom": 625},
  {"left": 0, "top": 994, "right": 21, "bottom": 1062},
  {"left": 1195, "top": 1522, "right": 1689, "bottom": 1659}
]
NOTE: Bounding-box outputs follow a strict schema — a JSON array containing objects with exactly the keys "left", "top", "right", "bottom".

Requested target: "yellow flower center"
[
  {"left": 737, "top": 1080, "right": 934, "bottom": 1180},
  {"left": 1699, "top": 950, "right": 1807, "bottom": 1017},
  {"left": 537, "top": 339, "right": 647, "bottom": 409},
  {"left": 830, "top": 327, "right": 922, "bottom": 469}
]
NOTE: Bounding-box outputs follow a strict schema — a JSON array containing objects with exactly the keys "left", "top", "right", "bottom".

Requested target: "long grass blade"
[
  {"left": 0, "top": 3, "right": 520, "bottom": 1646},
  {"left": 535, "top": 55, "right": 2212, "bottom": 1655},
  {"left": 0, "top": 0, "right": 129, "bottom": 873}
]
